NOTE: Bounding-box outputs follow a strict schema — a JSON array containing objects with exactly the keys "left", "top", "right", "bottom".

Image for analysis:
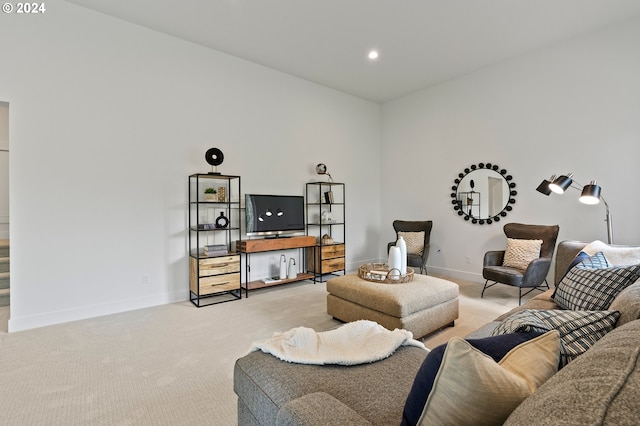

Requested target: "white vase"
[
  {"left": 388, "top": 246, "right": 401, "bottom": 280},
  {"left": 396, "top": 236, "right": 407, "bottom": 275},
  {"left": 279, "top": 254, "right": 287, "bottom": 280},
  {"left": 287, "top": 258, "right": 297, "bottom": 279}
]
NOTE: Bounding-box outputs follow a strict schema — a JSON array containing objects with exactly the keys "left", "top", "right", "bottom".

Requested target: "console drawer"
[
  {"left": 320, "top": 244, "right": 345, "bottom": 259},
  {"left": 197, "top": 272, "right": 241, "bottom": 295},
  {"left": 307, "top": 244, "right": 345, "bottom": 274},
  {"left": 197, "top": 255, "right": 240, "bottom": 277},
  {"left": 319, "top": 258, "right": 345, "bottom": 273}
]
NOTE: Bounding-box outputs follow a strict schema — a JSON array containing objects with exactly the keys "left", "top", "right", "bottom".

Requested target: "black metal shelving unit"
[
  {"left": 305, "top": 182, "right": 346, "bottom": 282},
  {"left": 188, "top": 173, "right": 242, "bottom": 306}
]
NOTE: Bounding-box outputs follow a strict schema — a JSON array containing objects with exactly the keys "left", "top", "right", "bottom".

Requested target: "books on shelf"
[
  {"left": 204, "top": 244, "right": 228, "bottom": 256},
  {"left": 197, "top": 223, "right": 217, "bottom": 230},
  {"left": 324, "top": 191, "right": 334, "bottom": 204}
]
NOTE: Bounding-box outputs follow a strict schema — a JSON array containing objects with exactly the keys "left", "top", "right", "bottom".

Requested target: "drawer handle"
[
  {"left": 206, "top": 263, "right": 228, "bottom": 268},
  {"left": 211, "top": 281, "right": 229, "bottom": 286}
]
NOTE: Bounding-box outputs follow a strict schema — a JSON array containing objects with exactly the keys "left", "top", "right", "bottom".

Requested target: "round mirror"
[{"left": 450, "top": 163, "right": 517, "bottom": 224}]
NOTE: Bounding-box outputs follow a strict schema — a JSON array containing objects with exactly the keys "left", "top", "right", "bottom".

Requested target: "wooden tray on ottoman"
[{"left": 358, "top": 263, "right": 414, "bottom": 284}]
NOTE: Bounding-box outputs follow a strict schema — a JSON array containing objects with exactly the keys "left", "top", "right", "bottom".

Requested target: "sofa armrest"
[{"left": 277, "top": 392, "right": 372, "bottom": 426}]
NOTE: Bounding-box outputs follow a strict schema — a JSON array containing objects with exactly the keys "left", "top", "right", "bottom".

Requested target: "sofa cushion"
[
  {"left": 504, "top": 319, "right": 640, "bottom": 425},
  {"left": 553, "top": 253, "right": 640, "bottom": 311},
  {"left": 277, "top": 392, "right": 372, "bottom": 426},
  {"left": 490, "top": 309, "right": 619, "bottom": 367},
  {"left": 502, "top": 238, "right": 543, "bottom": 270},
  {"left": 402, "top": 331, "right": 559, "bottom": 426},
  {"left": 495, "top": 289, "right": 559, "bottom": 322}
]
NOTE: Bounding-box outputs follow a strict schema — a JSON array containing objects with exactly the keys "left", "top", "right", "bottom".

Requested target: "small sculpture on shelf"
[
  {"left": 217, "top": 186, "right": 226, "bottom": 202},
  {"left": 321, "top": 211, "right": 335, "bottom": 224},
  {"left": 215, "top": 212, "right": 229, "bottom": 228},
  {"left": 315, "top": 163, "right": 334, "bottom": 182}
]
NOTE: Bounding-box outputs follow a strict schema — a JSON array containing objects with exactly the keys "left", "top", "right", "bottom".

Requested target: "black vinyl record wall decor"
[{"left": 205, "top": 148, "right": 224, "bottom": 174}]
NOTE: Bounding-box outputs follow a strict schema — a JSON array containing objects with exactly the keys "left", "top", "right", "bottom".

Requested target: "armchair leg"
[
  {"left": 484, "top": 279, "right": 550, "bottom": 304},
  {"left": 481, "top": 280, "right": 498, "bottom": 298},
  {"left": 519, "top": 279, "right": 551, "bottom": 305}
]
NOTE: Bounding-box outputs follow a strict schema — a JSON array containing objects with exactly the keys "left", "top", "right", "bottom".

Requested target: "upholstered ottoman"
[{"left": 326, "top": 274, "right": 459, "bottom": 339}]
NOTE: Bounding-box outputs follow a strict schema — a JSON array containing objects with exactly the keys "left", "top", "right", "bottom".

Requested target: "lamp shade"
[
  {"left": 579, "top": 181, "right": 601, "bottom": 205},
  {"left": 536, "top": 179, "right": 553, "bottom": 196},
  {"left": 548, "top": 174, "right": 573, "bottom": 194}
]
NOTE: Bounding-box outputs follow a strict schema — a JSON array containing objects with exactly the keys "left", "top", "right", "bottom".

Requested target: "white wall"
[
  {"left": 381, "top": 17, "right": 640, "bottom": 283},
  {"left": 0, "top": 2, "right": 381, "bottom": 331},
  {"left": 0, "top": 102, "right": 8, "bottom": 240},
  {"left": 3, "top": 3, "right": 639, "bottom": 332}
]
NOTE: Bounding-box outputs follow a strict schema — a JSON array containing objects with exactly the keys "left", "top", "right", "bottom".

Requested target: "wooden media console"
[{"left": 237, "top": 235, "right": 316, "bottom": 295}]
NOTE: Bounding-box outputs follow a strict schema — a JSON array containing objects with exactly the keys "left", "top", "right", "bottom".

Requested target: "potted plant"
[{"left": 204, "top": 187, "right": 217, "bottom": 201}]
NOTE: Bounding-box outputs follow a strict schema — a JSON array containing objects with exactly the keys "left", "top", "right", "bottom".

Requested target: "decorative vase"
[
  {"left": 388, "top": 246, "right": 401, "bottom": 280},
  {"left": 215, "top": 212, "right": 229, "bottom": 228},
  {"left": 279, "top": 254, "right": 287, "bottom": 280},
  {"left": 287, "top": 258, "right": 297, "bottom": 279},
  {"left": 396, "top": 236, "right": 407, "bottom": 275}
]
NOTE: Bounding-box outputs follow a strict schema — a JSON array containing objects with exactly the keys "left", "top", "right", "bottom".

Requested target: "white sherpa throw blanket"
[{"left": 250, "top": 320, "right": 428, "bottom": 365}]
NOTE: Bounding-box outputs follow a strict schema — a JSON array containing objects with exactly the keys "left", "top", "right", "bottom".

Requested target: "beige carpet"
[{"left": 0, "top": 275, "right": 521, "bottom": 425}]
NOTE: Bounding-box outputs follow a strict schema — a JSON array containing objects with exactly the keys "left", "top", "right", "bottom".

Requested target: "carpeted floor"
[{"left": 0, "top": 275, "right": 521, "bottom": 425}]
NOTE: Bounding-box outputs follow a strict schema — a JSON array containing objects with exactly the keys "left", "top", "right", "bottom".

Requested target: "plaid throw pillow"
[
  {"left": 553, "top": 252, "right": 640, "bottom": 311},
  {"left": 490, "top": 309, "right": 620, "bottom": 367}
]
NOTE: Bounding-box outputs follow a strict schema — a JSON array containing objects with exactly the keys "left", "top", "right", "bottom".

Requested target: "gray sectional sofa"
[{"left": 234, "top": 240, "right": 640, "bottom": 425}]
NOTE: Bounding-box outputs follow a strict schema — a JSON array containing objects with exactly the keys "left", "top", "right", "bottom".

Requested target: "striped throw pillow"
[{"left": 490, "top": 309, "right": 620, "bottom": 367}]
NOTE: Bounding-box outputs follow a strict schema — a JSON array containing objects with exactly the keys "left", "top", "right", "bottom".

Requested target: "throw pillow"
[
  {"left": 401, "top": 331, "right": 559, "bottom": 426},
  {"left": 552, "top": 251, "right": 591, "bottom": 299},
  {"left": 582, "top": 240, "right": 640, "bottom": 265},
  {"left": 398, "top": 231, "right": 425, "bottom": 256},
  {"left": 502, "top": 238, "right": 543, "bottom": 270},
  {"left": 490, "top": 309, "right": 620, "bottom": 367},
  {"left": 553, "top": 253, "right": 640, "bottom": 311},
  {"left": 609, "top": 282, "right": 640, "bottom": 326}
]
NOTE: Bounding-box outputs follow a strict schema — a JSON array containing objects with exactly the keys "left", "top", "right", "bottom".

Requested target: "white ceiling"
[{"left": 66, "top": 0, "right": 640, "bottom": 103}]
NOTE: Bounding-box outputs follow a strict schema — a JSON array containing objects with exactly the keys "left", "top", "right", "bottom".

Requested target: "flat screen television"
[{"left": 245, "top": 194, "right": 305, "bottom": 237}]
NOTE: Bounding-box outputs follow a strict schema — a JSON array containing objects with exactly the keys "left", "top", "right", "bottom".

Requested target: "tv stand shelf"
[
  {"left": 237, "top": 235, "right": 316, "bottom": 296},
  {"left": 246, "top": 273, "right": 315, "bottom": 291}
]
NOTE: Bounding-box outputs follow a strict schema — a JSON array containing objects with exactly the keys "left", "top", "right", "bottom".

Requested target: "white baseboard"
[
  {"left": 427, "top": 266, "right": 484, "bottom": 283},
  {"left": 8, "top": 290, "right": 188, "bottom": 333}
]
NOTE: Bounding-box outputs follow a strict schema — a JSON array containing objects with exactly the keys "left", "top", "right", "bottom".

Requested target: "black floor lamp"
[{"left": 536, "top": 173, "right": 613, "bottom": 244}]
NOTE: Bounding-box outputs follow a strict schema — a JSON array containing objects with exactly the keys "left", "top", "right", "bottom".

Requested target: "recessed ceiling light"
[{"left": 368, "top": 50, "right": 379, "bottom": 60}]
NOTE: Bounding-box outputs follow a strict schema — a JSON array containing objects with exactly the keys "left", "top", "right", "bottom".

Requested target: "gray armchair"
[
  {"left": 387, "top": 220, "right": 433, "bottom": 274},
  {"left": 482, "top": 223, "right": 560, "bottom": 305}
]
